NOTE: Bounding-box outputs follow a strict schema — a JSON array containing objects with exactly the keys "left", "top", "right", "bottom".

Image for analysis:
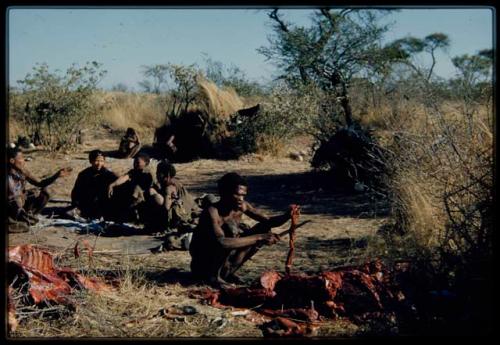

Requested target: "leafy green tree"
[
  {"left": 15, "top": 62, "right": 106, "bottom": 151},
  {"left": 384, "top": 33, "right": 450, "bottom": 82},
  {"left": 139, "top": 64, "right": 170, "bottom": 94},
  {"left": 165, "top": 63, "right": 201, "bottom": 117},
  {"left": 259, "top": 8, "right": 395, "bottom": 126},
  {"left": 451, "top": 49, "right": 493, "bottom": 132},
  {"left": 451, "top": 50, "right": 492, "bottom": 89}
]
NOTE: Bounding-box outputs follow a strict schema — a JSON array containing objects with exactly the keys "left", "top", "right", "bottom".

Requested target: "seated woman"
[{"left": 118, "top": 127, "right": 141, "bottom": 159}]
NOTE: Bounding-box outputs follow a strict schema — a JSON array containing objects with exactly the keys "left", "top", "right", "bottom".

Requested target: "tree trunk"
[{"left": 340, "top": 82, "right": 353, "bottom": 127}]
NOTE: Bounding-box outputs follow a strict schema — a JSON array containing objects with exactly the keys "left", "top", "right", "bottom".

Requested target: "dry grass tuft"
[
  {"left": 378, "top": 97, "right": 493, "bottom": 259},
  {"left": 196, "top": 77, "right": 244, "bottom": 119},
  {"left": 8, "top": 118, "right": 24, "bottom": 143},
  {"left": 391, "top": 174, "right": 446, "bottom": 249},
  {"left": 254, "top": 135, "right": 287, "bottom": 157},
  {"left": 10, "top": 253, "right": 266, "bottom": 338},
  {"left": 98, "top": 92, "right": 166, "bottom": 143}
]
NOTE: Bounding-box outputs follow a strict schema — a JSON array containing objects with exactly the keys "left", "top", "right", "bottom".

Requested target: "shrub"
[
  {"left": 383, "top": 95, "right": 493, "bottom": 272},
  {"left": 311, "top": 122, "right": 387, "bottom": 190},
  {"left": 13, "top": 62, "right": 107, "bottom": 152},
  {"left": 232, "top": 82, "right": 320, "bottom": 156}
]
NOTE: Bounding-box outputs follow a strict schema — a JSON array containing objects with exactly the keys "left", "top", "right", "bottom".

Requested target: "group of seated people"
[
  {"left": 7, "top": 145, "right": 298, "bottom": 287},
  {"left": 8, "top": 147, "right": 198, "bottom": 249}
]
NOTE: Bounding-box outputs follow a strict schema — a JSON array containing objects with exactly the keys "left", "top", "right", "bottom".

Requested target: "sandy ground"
[
  {"left": 9, "top": 133, "right": 388, "bottom": 273},
  {"left": 8, "top": 131, "right": 390, "bottom": 337}
]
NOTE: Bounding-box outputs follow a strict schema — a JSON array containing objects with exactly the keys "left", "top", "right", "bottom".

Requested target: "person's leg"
[
  {"left": 108, "top": 183, "right": 133, "bottom": 222},
  {"left": 9, "top": 195, "right": 37, "bottom": 226},
  {"left": 7, "top": 216, "right": 30, "bottom": 233},
  {"left": 143, "top": 199, "right": 169, "bottom": 233},
  {"left": 220, "top": 222, "right": 271, "bottom": 281},
  {"left": 80, "top": 199, "right": 104, "bottom": 220},
  {"left": 24, "top": 188, "right": 49, "bottom": 215},
  {"left": 8, "top": 197, "right": 24, "bottom": 219},
  {"left": 191, "top": 247, "right": 231, "bottom": 287}
]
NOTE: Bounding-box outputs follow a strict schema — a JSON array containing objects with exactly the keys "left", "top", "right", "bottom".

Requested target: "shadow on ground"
[{"left": 187, "top": 170, "right": 390, "bottom": 219}]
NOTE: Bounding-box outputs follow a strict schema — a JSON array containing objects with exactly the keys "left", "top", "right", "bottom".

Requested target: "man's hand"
[
  {"left": 259, "top": 232, "right": 281, "bottom": 245},
  {"left": 286, "top": 204, "right": 301, "bottom": 220},
  {"left": 58, "top": 167, "right": 73, "bottom": 178},
  {"left": 238, "top": 201, "right": 248, "bottom": 212},
  {"left": 168, "top": 142, "right": 178, "bottom": 153},
  {"left": 108, "top": 185, "right": 114, "bottom": 198}
]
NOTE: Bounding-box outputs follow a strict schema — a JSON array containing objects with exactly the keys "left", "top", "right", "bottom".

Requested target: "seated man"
[
  {"left": 107, "top": 152, "right": 153, "bottom": 223},
  {"left": 70, "top": 150, "right": 118, "bottom": 220},
  {"left": 145, "top": 160, "right": 201, "bottom": 249},
  {"left": 7, "top": 146, "right": 72, "bottom": 232},
  {"left": 118, "top": 127, "right": 141, "bottom": 159},
  {"left": 189, "top": 172, "right": 297, "bottom": 287}
]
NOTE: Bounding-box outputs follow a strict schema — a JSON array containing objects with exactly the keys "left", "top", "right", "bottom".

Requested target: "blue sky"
[{"left": 8, "top": 7, "right": 494, "bottom": 90}]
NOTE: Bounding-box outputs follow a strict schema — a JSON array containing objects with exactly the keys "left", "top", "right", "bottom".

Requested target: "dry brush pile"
[{"left": 361, "top": 88, "right": 493, "bottom": 334}]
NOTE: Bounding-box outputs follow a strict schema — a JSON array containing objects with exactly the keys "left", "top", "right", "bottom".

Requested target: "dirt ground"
[{"left": 8, "top": 130, "right": 390, "bottom": 338}]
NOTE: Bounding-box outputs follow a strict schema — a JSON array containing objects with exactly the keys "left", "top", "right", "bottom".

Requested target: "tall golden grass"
[
  {"left": 98, "top": 91, "right": 166, "bottom": 143},
  {"left": 196, "top": 77, "right": 244, "bottom": 119},
  {"left": 97, "top": 79, "right": 245, "bottom": 145},
  {"left": 372, "top": 96, "right": 493, "bottom": 258}
]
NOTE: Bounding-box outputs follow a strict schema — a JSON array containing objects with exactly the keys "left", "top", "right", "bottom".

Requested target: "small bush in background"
[
  {"left": 232, "top": 82, "right": 320, "bottom": 156},
  {"left": 12, "top": 62, "right": 107, "bottom": 152}
]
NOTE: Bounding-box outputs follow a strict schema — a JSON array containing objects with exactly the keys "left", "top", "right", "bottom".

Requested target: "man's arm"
[
  {"left": 108, "top": 174, "right": 131, "bottom": 197},
  {"left": 245, "top": 202, "right": 291, "bottom": 228},
  {"left": 243, "top": 202, "right": 269, "bottom": 223},
  {"left": 25, "top": 168, "right": 70, "bottom": 188},
  {"left": 208, "top": 207, "right": 276, "bottom": 249},
  {"left": 164, "top": 185, "right": 177, "bottom": 210}
]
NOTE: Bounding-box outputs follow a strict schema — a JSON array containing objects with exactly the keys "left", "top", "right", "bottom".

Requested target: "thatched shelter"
[{"left": 153, "top": 78, "right": 250, "bottom": 161}]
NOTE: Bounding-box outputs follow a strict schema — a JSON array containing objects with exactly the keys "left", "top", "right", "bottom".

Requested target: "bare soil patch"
[{"left": 8, "top": 131, "right": 389, "bottom": 338}]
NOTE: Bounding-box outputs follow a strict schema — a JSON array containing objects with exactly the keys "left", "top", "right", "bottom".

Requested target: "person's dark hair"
[
  {"left": 126, "top": 127, "right": 136, "bottom": 136},
  {"left": 217, "top": 172, "right": 247, "bottom": 196},
  {"left": 135, "top": 152, "right": 150, "bottom": 165},
  {"left": 89, "top": 149, "right": 105, "bottom": 162},
  {"left": 7, "top": 146, "right": 21, "bottom": 160},
  {"left": 156, "top": 159, "right": 176, "bottom": 179}
]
